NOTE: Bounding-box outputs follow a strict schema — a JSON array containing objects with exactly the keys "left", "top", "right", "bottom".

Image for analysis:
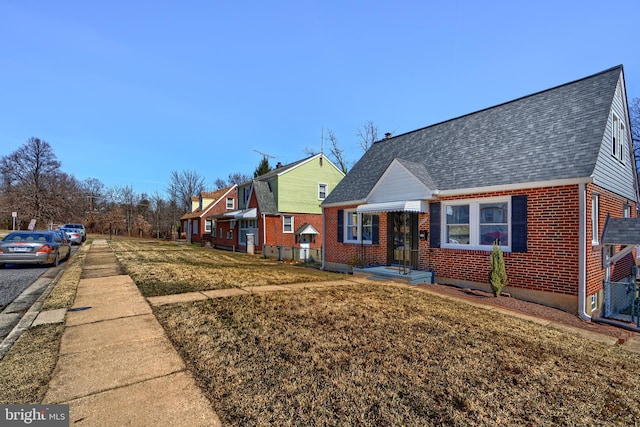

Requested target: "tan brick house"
[{"left": 321, "top": 65, "right": 638, "bottom": 319}]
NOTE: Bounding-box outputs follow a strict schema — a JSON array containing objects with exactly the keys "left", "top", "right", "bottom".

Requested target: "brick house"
[
  {"left": 212, "top": 153, "right": 344, "bottom": 258},
  {"left": 321, "top": 65, "right": 638, "bottom": 318},
  {"left": 180, "top": 185, "right": 237, "bottom": 244}
]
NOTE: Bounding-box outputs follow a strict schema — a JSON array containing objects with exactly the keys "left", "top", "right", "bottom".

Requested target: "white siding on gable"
[
  {"left": 592, "top": 74, "right": 637, "bottom": 201},
  {"left": 367, "top": 160, "right": 433, "bottom": 203}
]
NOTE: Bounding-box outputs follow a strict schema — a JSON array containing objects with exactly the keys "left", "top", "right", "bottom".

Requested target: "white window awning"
[{"left": 356, "top": 200, "right": 428, "bottom": 213}]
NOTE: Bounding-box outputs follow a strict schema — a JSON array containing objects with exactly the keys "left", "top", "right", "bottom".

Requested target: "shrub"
[{"left": 489, "top": 241, "right": 507, "bottom": 297}]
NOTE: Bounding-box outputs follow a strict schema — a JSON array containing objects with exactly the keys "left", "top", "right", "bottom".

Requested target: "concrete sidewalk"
[{"left": 42, "top": 240, "right": 221, "bottom": 426}]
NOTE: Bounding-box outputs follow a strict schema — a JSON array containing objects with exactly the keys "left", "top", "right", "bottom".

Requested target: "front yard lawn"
[
  {"left": 110, "top": 240, "right": 340, "bottom": 296},
  {"left": 112, "top": 238, "right": 640, "bottom": 425}
]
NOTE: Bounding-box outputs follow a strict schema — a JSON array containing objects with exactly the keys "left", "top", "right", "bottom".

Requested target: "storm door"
[{"left": 387, "top": 212, "right": 419, "bottom": 270}]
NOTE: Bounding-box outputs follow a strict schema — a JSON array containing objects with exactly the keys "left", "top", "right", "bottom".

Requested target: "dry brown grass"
[
  {"left": 0, "top": 324, "right": 65, "bottom": 404},
  {"left": 110, "top": 239, "right": 341, "bottom": 297},
  {"left": 0, "top": 242, "right": 88, "bottom": 404},
  {"left": 155, "top": 284, "right": 640, "bottom": 426}
]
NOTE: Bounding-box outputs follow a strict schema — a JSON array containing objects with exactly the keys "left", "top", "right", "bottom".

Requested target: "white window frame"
[
  {"left": 612, "top": 114, "right": 625, "bottom": 163},
  {"left": 205, "top": 219, "right": 212, "bottom": 233},
  {"left": 591, "top": 293, "right": 598, "bottom": 311},
  {"left": 592, "top": 194, "right": 599, "bottom": 245},
  {"left": 442, "top": 196, "right": 511, "bottom": 251},
  {"left": 343, "top": 210, "right": 373, "bottom": 244},
  {"left": 318, "top": 183, "right": 328, "bottom": 200},
  {"left": 226, "top": 198, "right": 234, "bottom": 209},
  {"left": 283, "top": 215, "right": 294, "bottom": 233},
  {"left": 624, "top": 204, "right": 631, "bottom": 218}
]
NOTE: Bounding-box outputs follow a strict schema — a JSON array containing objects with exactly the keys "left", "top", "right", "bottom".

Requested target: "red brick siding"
[
  {"left": 324, "top": 184, "right": 637, "bottom": 299},
  {"left": 264, "top": 213, "right": 323, "bottom": 249},
  {"left": 586, "top": 184, "right": 637, "bottom": 295}
]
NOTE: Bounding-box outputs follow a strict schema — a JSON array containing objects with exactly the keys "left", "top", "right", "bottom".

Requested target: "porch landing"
[{"left": 352, "top": 266, "right": 434, "bottom": 285}]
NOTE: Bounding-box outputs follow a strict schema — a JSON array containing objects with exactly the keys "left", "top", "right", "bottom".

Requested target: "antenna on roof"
[{"left": 253, "top": 149, "right": 277, "bottom": 160}]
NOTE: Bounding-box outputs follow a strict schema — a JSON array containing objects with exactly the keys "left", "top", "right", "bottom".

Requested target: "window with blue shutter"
[
  {"left": 511, "top": 195, "right": 527, "bottom": 253},
  {"left": 430, "top": 202, "right": 441, "bottom": 248}
]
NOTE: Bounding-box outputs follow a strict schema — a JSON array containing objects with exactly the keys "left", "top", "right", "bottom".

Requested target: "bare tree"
[
  {"left": 167, "top": 169, "right": 205, "bottom": 213},
  {"left": 0, "top": 137, "right": 63, "bottom": 227},
  {"left": 325, "top": 129, "right": 349, "bottom": 174},
  {"left": 357, "top": 120, "right": 379, "bottom": 152}
]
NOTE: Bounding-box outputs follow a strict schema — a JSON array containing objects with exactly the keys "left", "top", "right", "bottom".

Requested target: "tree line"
[{"left": 0, "top": 122, "right": 377, "bottom": 237}]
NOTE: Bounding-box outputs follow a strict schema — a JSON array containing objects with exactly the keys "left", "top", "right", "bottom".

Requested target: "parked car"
[
  {"left": 63, "top": 223, "right": 86, "bottom": 242},
  {"left": 59, "top": 227, "right": 82, "bottom": 245},
  {"left": 0, "top": 230, "right": 71, "bottom": 268},
  {"left": 53, "top": 229, "right": 72, "bottom": 248}
]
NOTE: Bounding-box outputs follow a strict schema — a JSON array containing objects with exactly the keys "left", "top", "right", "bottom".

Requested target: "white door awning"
[
  {"left": 356, "top": 200, "right": 427, "bottom": 213},
  {"left": 233, "top": 208, "right": 257, "bottom": 219}
]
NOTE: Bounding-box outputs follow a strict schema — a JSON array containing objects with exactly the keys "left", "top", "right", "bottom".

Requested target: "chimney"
[
  {"left": 384, "top": 132, "right": 392, "bottom": 139},
  {"left": 276, "top": 162, "right": 283, "bottom": 168}
]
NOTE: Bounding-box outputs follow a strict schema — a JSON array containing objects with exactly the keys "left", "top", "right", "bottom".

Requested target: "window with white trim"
[
  {"left": 592, "top": 194, "right": 599, "bottom": 245},
  {"left": 591, "top": 293, "right": 598, "bottom": 311},
  {"left": 344, "top": 210, "right": 373, "bottom": 244},
  {"left": 612, "top": 114, "right": 625, "bottom": 163},
  {"left": 624, "top": 204, "right": 631, "bottom": 218},
  {"left": 226, "top": 197, "right": 234, "bottom": 209},
  {"left": 244, "top": 186, "right": 251, "bottom": 205},
  {"left": 443, "top": 198, "right": 509, "bottom": 249},
  {"left": 318, "top": 183, "right": 328, "bottom": 200},
  {"left": 283, "top": 215, "right": 294, "bottom": 233},
  {"left": 205, "top": 219, "right": 212, "bottom": 233}
]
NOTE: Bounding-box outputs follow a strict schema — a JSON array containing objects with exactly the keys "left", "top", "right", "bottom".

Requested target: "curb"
[{"left": 0, "top": 266, "right": 66, "bottom": 360}]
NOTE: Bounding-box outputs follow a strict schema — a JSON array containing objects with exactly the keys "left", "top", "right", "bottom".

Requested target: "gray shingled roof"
[
  {"left": 602, "top": 217, "right": 640, "bottom": 245},
  {"left": 252, "top": 180, "right": 278, "bottom": 215},
  {"left": 324, "top": 66, "right": 622, "bottom": 205}
]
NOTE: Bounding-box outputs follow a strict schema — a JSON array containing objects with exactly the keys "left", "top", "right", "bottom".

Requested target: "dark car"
[
  {"left": 63, "top": 223, "right": 86, "bottom": 242},
  {"left": 0, "top": 230, "right": 71, "bottom": 268}
]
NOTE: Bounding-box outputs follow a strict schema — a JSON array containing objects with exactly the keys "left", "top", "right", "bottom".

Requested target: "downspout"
[
  {"left": 262, "top": 213, "right": 267, "bottom": 248},
  {"left": 321, "top": 207, "right": 326, "bottom": 270},
  {"left": 578, "top": 183, "right": 591, "bottom": 321}
]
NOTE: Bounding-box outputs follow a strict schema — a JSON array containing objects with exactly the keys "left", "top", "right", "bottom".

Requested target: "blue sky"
[{"left": 1, "top": 1, "right": 639, "bottom": 197}]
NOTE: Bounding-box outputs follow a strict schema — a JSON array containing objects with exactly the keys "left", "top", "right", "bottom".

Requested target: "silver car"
[
  {"left": 0, "top": 231, "right": 71, "bottom": 268},
  {"left": 59, "top": 227, "right": 82, "bottom": 245},
  {"left": 63, "top": 223, "right": 86, "bottom": 242}
]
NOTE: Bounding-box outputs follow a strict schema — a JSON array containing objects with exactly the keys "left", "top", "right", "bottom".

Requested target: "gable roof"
[
  {"left": 180, "top": 185, "right": 236, "bottom": 220},
  {"left": 324, "top": 66, "right": 624, "bottom": 205}
]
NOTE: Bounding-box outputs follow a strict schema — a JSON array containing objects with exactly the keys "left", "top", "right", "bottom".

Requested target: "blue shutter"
[
  {"left": 511, "top": 195, "right": 527, "bottom": 253},
  {"left": 337, "top": 210, "right": 344, "bottom": 243},
  {"left": 372, "top": 215, "right": 379, "bottom": 244},
  {"left": 429, "top": 202, "right": 441, "bottom": 248}
]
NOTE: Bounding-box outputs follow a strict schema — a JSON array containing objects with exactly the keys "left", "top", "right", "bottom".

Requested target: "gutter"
[{"left": 578, "top": 183, "right": 591, "bottom": 321}]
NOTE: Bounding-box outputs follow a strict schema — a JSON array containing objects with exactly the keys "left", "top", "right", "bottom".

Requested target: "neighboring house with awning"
[
  {"left": 179, "top": 185, "right": 237, "bottom": 244},
  {"left": 321, "top": 65, "right": 638, "bottom": 318},
  {"left": 211, "top": 153, "right": 344, "bottom": 258}
]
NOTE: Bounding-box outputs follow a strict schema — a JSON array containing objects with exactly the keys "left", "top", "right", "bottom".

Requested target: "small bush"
[{"left": 489, "top": 241, "right": 507, "bottom": 297}]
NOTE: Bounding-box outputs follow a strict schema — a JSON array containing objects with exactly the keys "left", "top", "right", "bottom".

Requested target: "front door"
[{"left": 387, "top": 212, "right": 419, "bottom": 269}]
